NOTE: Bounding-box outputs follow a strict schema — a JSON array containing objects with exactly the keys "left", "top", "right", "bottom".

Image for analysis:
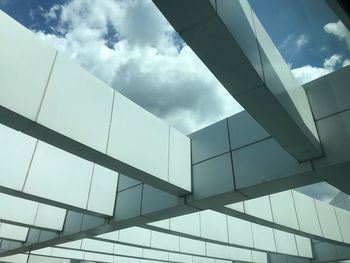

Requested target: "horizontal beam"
[
  {"left": 0, "top": 193, "right": 65, "bottom": 231},
  {"left": 51, "top": 237, "right": 264, "bottom": 263},
  {"left": 217, "top": 190, "right": 350, "bottom": 248},
  {"left": 0, "top": 10, "right": 191, "bottom": 197},
  {"left": 153, "top": 0, "right": 322, "bottom": 161},
  {"left": 303, "top": 65, "right": 350, "bottom": 195},
  {"left": 143, "top": 211, "right": 312, "bottom": 258}
]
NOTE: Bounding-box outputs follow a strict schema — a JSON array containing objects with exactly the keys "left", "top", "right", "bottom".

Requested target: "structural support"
[
  {"left": 152, "top": 0, "right": 322, "bottom": 162},
  {"left": 0, "top": 10, "right": 191, "bottom": 197}
]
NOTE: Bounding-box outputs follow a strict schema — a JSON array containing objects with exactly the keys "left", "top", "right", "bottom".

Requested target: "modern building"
[{"left": 0, "top": 0, "right": 350, "bottom": 262}]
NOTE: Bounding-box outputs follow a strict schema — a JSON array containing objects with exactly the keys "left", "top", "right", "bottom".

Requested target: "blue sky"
[
  {"left": 250, "top": 0, "right": 350, "bottom": 68},
  {"left": 1, "top": 0, "right": 347, "bottom": 201},
  {"left": 1, "top": 0, "right": 349, "bottom": 70}
]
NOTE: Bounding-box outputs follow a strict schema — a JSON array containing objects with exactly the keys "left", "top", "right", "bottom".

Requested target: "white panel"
[
  {"left": 114, "top": 255, "right": 140, "bottom": 263},
  {"left": 273, "top": 229, "right": 298, "bottom": 255},
  {"left": 0, "top": 223, "right": 28, "bottom": 241},
  {"left": 97, "top": 230, "right": 119, "bottom": 241},
  {"left": 24, "top": 141, "right": 93, "bottom": 208},
  {"left": 52, "top": 248, "right": 84, "bottom": 260},
  {"left": 252, "top": 251, "right": 268, "bottom": 263},
  {"left": 0, "top": 254, "right": 28, "bottom": 263},
  {"left": 292, "top": 191, "right": 322, "bottom": 236},
  {"left": 315, "top": 200, "right": 343, "bottom": 241},
  {"left": 82, "top": 239, "right": 113, "bottom": 254},
  {"left": 114, "top": 244, "right": 143, "bottom": 257},
  {"left": 0, "top": 193, "right": 38, "bottom": 226},
  {"left": 251, "top": 223, "right": 276, "bottom": 252},
  {"left": 143, "top": 249, "right": 168, "bottom": 261},
  {"left": 87, "top": 164, "right": 118, "bottom": 215},
  {"left": 227, "top": 216, "right": 253, "bottom": 247},
  {"left": 38, "top": 53, "right": 114, "bottom": 153},
  {"left": 192, "top": 257, "right": 215, "bottom": 263},
  {"left": 295, "top": 235, "right": 313, "bottom": 258},
  {"left": 29, "top": 254, "right": 69, "bottom": 263},
  {"left": 200, "top": 210, "right": 228, "bottom": 242},
  {"left": 193, "top": 256, "right": 215, "bottom": 263},
  {"left": 0, "top": 11, "right": 57, "bottom": 120},
  {"left": 148, "top": 219, "right": 170, "bottom": 230},
  {"left": 244, "top": 196, "right": 273, "bottom": 221},
  {"left": 335, "top": 207, "right": 350, "bottom": 243},
  {"left": 171, "top": 213, "right": 201, "bottom": 236},
  {"left": 32, "top": 247, "right": 53, "bottom": 256},
  {"left": 119, "top": 227, "right": 151, "bottom": 247},
  {"left": 151, "top": 230, "right": 179, "bottom": 251},
  {"left": 206, "top": 243, "right": 252, "bottom": 262},
  {"left": 180, "top": 237, "right": 206, "bottom": 255},
  {"left": 59, "top": 240, "right": 82, "bottom": 249},
  {"left": 0, "top": 124, "right": 37, "bottom": 191},
  {"left": 108, "top": 93, "right": 169, "bottom": 182},
  {"left": 34, "top": 204, "right": 66, "bottom": 230},
  {"left": 168, "top": 127, "right": 191, "bottom": 191},
  {"left": 270, "top": 190, "right": 299, "bottom": 230},
  {"left": 169, "top": 252, "right": 192, "bottom": 263},
  {"left": 225, "top": 202, "right": 244, "bottom": 213},
  {"left": 84, "top": 251, "right": 113, "bottom": 262}
]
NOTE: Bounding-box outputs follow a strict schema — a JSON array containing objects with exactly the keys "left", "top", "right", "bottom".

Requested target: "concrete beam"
[
  {"left": 217, "top": 190, "right": 350, "bottom": 249},
  {"left": 0, "top": 10, "right": 191, "bottom": 197},
  {"left": 152, "top": 0, "right": 322, "bottom": 162}
]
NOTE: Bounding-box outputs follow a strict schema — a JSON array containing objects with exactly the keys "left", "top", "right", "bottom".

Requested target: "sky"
[{"left": 1, "top": 0, "right": 349, "bottom": 202}]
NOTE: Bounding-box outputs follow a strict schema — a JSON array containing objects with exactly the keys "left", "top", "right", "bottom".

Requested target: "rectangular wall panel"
[
  {"left": 24, "top": 141, "right": 94, "bottom": 209},
  {"left": 0, "top": 11, "right": 57, "bottom": 120},
  {"left": 37, "top": 53, "right": 114, "bottom": 153}
]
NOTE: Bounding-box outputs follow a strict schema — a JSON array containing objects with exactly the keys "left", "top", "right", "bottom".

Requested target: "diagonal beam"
[{"left": 152, "top": 0, "right": 322, "bottom": 162}]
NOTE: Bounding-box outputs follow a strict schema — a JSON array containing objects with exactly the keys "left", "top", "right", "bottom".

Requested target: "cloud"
[
  {"left": 279, "top": 33, "right": 309, "bottom": 52},
  {"left": 343, "top": 59, "right": 350, "bottom": 67},
  {"left": 291, "top": 54, "right": 343, "bottom": 84},
  {"left": 324, "top": 20, "right": 350, "bottom": 49},
  {"left": 295, "top": 34, "right": 309, "bottom": 51},
  {"left": 35, "top": 0, "right": 242, "bottom": 134}
]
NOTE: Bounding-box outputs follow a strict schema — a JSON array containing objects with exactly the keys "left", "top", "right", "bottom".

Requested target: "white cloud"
[
  {"left": 343, "top": 59, "right": 350, "bottom": 67},
  {"left": 324, "top": 20, "right": 350, "bottom": 49},
  {"left": 295, "top": 34, "right": 309, "bottom": 51},
  {"left": 292, "top": 54, "right": 342, "bottom": 84},
  {"left": 279, "top": 33, "right": 309, "bottom": 52},
  {"left": 35, "top": 0, "right": 242, "bottom": 134}
]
